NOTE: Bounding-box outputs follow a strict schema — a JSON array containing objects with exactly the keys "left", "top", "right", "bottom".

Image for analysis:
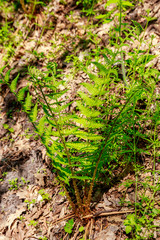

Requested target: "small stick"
[
  {"left": 84, "top": 221, "right": 90, "bottom": 240},
  {"left": 83, "top": 210, "right": 135, "bottom": 219},
  {"left": 52, "top": 213, "right": 74, "bottom": 224},
  {"left": 71, "top": 223, "right": 80, "bottom": 240},
  {"left": 63, "top": 233, "right": 68, "bottom": 240},
  {"left": 51, "top": 210, "right": 135, "bottom": 224},
  {"left": 89, "top": 218, "right": 94, "bottom": 239}
]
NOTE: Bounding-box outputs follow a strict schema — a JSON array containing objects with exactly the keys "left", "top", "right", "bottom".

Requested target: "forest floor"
[{"left": 0, "top": 0, "right": 160, "bottom": 239}]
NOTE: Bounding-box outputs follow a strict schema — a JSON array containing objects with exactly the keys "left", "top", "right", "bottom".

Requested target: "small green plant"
[
  {"left": 64, "top": 218, "right": 74, "bottom": 234},
  {"left": 8, "top": 178, "right": 19, "bottom": 190},
  {"left": 39, "top": 237, "right": 47, "bottom": 240},
  {"left": 32, "top": 50, "right": 45, "bottom": 60},
  {"left": 0, "top": 22, "right": 13, "bottom": 46},
  {"left": 28, "top": 220, "right": 38, "bottom": 227},
  {"left": 38, "top": 189, "right": 51, "bottom": 201},
  {"left": 25, "top": 199, "right": 36, "bottom": 209},
  {"left": 21, "top": 177, "right": 30, "bottom": 185},
  {"left": 8, "top": 177, "right": 29, "bottom": 190},
  {"left": 79, "top": 226, "right": 84, "bottom": 232},
  {"left": 59, "top": 191, "right": 66, "bottom": 197},
  {"left": 3, "top": 124, "right": 14, "bottom": 133},
  {"left": 124, "top": 214, "right": 141, "bottom": 236},
  {"left": 37, "top": 168, "right": 47, "bottom": 174},
  {"left": 39, "top": 237, "right": 48, "bottom": 240},
  {"left": 124, "top": 173, "right": 160, "bottom": 239},
  {"left": 2, "top": 171, "right": 8, "bottom": 177},
  {"left": 18, "top": 216, "right": 25, "bottom": 221}
]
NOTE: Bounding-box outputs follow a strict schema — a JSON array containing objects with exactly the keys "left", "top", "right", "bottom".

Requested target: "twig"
[
  {"left": 51, "top": 209, "right": 135, "bottom": 225},
  {"left": 84, "top": 221, "right": 90, "bottom": 240},
  {"left": 52, "top": 213, "right": 75, "bottom": 224},
  {"left": 63, "top": 232, "right": 68, "bottom": 240},
  {"left": 83, "top": 210, "right": 135, "bottom": 219},
  {"left": 89, "top": 218, "right": 94, "bottom": 239},
  {"left": 71, "top": 223, "right": 80, "bottom": 240}
]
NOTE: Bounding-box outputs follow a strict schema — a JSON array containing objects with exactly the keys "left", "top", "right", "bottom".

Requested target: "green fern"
[{"left": 2, "top": 55, "right": 156, "bottom": 218}]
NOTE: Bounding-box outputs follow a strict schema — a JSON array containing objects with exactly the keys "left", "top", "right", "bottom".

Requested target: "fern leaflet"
[
  {"left": 10, "top": 74, "right": 19, "bottom": 92},
  {"left": 23, "top": 92, "right": 32, "bottom": 112}
]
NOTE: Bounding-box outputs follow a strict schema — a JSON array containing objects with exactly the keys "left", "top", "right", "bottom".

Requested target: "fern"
[{"left": 2, "top": 56, "right": 155, "bottom": 219}]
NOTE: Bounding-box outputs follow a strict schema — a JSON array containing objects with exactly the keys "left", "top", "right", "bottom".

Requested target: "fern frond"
[
  {"left": 81, "top": 82, "right": 99, "bottom": 96},
  {"left": 36, "top": 116, "right": 46, "bottom": 135},
  {"left": 30, "top": 103, "right": 38, "bottom": 122},
  {"left": 78, "top": 92, "right": 103, "bottom": 107},
  {"left": 45, "top": 90, "right": 67, "bottom": 100},
  {"left": 45, "top": 124, "right": 52, "bottom": 136},
  {"left": 0, "top": 65, "right": 7, "bottom": 75},
  {"left": 4, "top": 68, "right": 13, "bottom": 83},
  {"left": 87, "top": 73, "right": 103, "bottom": 85},
  {"left": 57, "top": 114, "right": 76, "bottom": 125},
  {"left": 53, "top": 101, "right": 73, "bottom": 113},
  {"left": 71, "top": 175, "right": 92, "bottom": 181},
  {"left": 50, "top": 154, "right": 69, "bottom": 166},
  {"left": 42, "top": 104, "right": 54, "bottom": 119},
  {"left": 75, "top": 131, "right": 104, "bottom": 141},
  {"left": 10, "top": 74, "right": 19, "bottom": 92},
  {"left": 103, "top": 54, "right": 111, "bottom": 64},
  {"left": 72, "top": 117, "right": 104, "bottom": 129},
  {"left": 51, "top": 162, "right": 71, "bottom": 184},
  {"left": 92, "top": 62, "right": 108, "bottom": 76},
  {"left": 61, "top": 127, "right": 78, "bottom": 136},
  {"left": 17, "top": 87, "right": 28, "bottom": 102},
  {"left": 66, "top": 142, "right": 98, "bottom": 152},
  {"left": 23, "top": 92, "right": 32, "bottom": 112},
  {"left": 76, "top": 101, "right": 101, "bottom": 118}
]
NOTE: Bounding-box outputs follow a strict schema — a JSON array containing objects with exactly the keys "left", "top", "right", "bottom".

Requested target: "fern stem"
[
  {"left": 60, "top": 181, "right": 76, "bottom": 213},
  {"left": 86, "top": 91, "right": 137, "bottom": 210},
  {"left": 121, "top": 51, "right": 128, "bottom": 87}
]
